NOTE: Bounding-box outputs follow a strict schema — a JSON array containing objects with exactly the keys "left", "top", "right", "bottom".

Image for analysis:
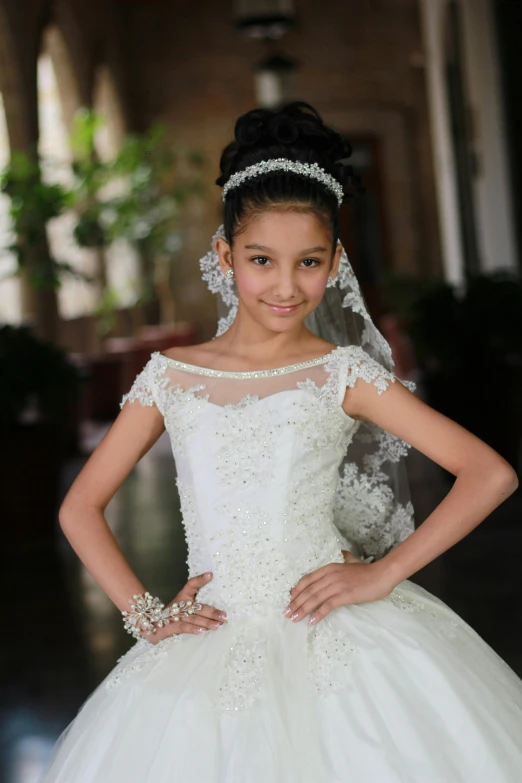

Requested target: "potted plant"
[
  {"left": 0, "top": 324, "right": 83, "bottom": 546},
  {"left": 0, "top": 150, "right": 92, "bottom": 342},
  {"left": 67, "top": 109, "right": 205, "bottom": 339},
  {"left": 100, "top": 120, "right": 205, "bottom": 330}
]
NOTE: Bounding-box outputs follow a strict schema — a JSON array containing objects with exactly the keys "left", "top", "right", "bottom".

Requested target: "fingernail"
[
  {"left": 309, "top": 615, "right": 317, "bottom": 624},
  {"left": 198, "top": 627, "right": 207, "bottom": 633},
  {"left": 205, "top": 572, "right": 212, "bottom": 578},
  {"left": 213, "top": 622, "right": 221, "bottom": 629},
  {"left": 219, "top": 612, "right": 228, "bottom": 620},
  {"left": 291, "top": 612, "right": 299, "bottom": 621},
  {"left": 283, "top": 607, "right": 291, "bottom": 616}
]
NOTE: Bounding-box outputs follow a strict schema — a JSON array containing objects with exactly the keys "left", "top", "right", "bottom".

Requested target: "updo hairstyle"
[{"left": 216, "top": 101, "right": 363, "bottom": 253}]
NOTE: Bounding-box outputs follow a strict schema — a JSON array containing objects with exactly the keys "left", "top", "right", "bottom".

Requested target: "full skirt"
[{"left": 37, "top": 579, "right": 522, "bottom": 782}]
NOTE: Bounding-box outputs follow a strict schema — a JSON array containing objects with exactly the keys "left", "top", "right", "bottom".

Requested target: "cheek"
[
  {"left": 304, "top": 274, "right": 328, "bottom": 301},
  {"left": 235, "top": 269, "right": 265, "bottom": 299}
]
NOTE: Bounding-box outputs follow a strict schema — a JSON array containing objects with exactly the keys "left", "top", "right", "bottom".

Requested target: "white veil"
[{"left": 200, "top": 225, "right": 416, "bottom": 561}]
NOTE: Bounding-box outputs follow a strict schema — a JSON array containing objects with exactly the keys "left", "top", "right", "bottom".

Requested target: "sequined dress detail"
[{"left": 37, "top": 345, "right": 522, "bottom": 783}]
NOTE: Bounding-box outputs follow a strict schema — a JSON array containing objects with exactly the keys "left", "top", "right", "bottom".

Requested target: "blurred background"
[{"left": 0, "top": 1, "right": 521, "bottom": 780}]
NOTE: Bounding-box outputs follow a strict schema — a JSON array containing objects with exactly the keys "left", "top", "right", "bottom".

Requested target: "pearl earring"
[{"left": 225, "top": 269, "right": 234, "bottom": 279}]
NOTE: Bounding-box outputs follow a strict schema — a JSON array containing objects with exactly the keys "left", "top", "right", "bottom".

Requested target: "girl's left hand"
[{"left": 284, "top": 560, "right": 395, "bottom": 625}]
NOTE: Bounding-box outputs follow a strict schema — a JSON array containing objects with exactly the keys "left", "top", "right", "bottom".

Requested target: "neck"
[{"left": 213, "top": 306, "right": 316, "bottom": 363}]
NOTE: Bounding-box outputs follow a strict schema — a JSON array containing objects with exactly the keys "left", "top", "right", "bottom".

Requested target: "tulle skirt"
[{"left": 37, "top": 579, "right": 522, "bottom": 782}]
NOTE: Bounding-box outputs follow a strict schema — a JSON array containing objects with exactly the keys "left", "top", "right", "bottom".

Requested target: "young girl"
[{"left": 38, "top": 102, "right": 522, "bottom": 782}]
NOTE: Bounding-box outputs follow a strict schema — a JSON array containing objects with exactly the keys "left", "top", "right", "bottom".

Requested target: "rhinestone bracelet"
[{"left": 121, "top": 591, "right": 203, "bottom": 640}]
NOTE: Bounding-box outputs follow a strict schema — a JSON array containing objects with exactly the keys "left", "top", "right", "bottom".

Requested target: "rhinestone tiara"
[{"left": 221, "top": 158, "right": 344, "bottom": 206}]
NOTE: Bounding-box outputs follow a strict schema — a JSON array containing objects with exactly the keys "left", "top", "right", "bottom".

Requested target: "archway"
[
  {"left": 93, "top": 63, "right": 140, "bottom": 310},
  {"left": 38, "top": 25, "right": 98, "bottom": 320},
  {"left": 0, "top": 90, "right": 21, "bottom": 324}
]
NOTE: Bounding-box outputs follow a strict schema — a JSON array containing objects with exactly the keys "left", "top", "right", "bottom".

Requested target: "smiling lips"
[{"left": 263, "top": 301, "right": 303, "bottom": 314}]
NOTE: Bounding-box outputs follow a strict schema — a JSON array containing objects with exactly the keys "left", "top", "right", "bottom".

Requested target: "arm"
[
  {"left": 284, "top": 372, "right": 518, "bottom": 626},
  {"left": 343, "top": 377, "right": 519, "bottom": 586},
  {"left": 58, "top": 400, "right": 166, "bottom": 613}
]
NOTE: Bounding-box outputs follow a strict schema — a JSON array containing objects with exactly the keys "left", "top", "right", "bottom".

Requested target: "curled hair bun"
[
  {"left": 235, "top": 109, "right": 301, "bottom": 148},
  {"left": 217, "top": 102, "right": 359, "bottom": 199}
]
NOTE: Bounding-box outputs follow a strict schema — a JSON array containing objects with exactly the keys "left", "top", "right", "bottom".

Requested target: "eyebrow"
[{"left": 244, "top": 243, "right": 329, "bottom": 254}]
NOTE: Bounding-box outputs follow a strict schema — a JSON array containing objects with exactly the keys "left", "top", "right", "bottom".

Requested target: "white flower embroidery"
[
  {"left": 212, "top": 622, "right": 268, "bottom": 714},
  {"left": 212, "top": 403, "right": 283, "bottom": 488},
  {"left": 307, "top": 621, "right": 357, "bottom": 695},
  {"left": 113, "top": 347, "right": 421, "bottom": 711},
  {"left": 105, "top": 635, "right": 183, "bottom": 690},
  {"left": 318, "top": 346, "right": 417, "bottom": 560},
  {"left": 384, "top": 589, "right": 460, "bottom": 639}
]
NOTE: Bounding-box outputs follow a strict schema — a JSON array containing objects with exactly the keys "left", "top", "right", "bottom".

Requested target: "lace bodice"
[
  {"left": 120, "top": 345, "right": 401, "bottom": 622},
  {"left": 110, "top": 346, "right": 449, "bottom": 712}
]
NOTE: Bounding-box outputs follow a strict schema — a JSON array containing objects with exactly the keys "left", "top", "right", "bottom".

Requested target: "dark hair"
[{"left": 216, "top": 101, "right": 363, "bottom": 253}]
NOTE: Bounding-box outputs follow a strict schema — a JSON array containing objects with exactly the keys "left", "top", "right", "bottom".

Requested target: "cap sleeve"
[
  {"left": 345, "top": 347, "right": 397, "bottom": 395},
  {"left": 331, "top": 345, "right": 416, "bottom": 403},
  {"left": 120, "top": 355, "right": 158, "bottom": 410}
]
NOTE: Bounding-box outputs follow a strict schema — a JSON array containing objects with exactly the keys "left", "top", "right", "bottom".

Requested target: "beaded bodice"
[
  {"left": 121, "top": 346, "right": 364, "bottom": 621},
  {"left": 113, "top": 347, "right": 456, "bottom": 712}
]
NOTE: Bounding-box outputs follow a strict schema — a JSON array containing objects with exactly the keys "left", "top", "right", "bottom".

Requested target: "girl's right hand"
[
  {"left": 142, "top": 572, "right": 228, "bottom": 644},
  {"left": 341, "top": 548, "right": 365, "bottom": 564}
]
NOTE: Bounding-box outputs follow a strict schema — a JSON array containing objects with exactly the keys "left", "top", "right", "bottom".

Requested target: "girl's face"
[{"left": 215, "top": 209, "right": 342, "bottom": 334}]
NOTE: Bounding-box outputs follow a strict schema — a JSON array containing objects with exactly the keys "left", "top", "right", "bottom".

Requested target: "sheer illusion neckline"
[{"left": 154, "top": 346, "right": 340, "bottom": 379}]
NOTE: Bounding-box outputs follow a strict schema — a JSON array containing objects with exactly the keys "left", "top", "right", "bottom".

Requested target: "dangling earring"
[
  {"left": 225, "top": 268, "right": 235, "bottom": 279},
  {"left": 326, "top": 275, "right": 336, "bottom": 287}
]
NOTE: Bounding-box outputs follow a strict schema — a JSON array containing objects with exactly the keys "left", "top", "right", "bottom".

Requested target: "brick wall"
[{"left": 0, "top": 0, "right": 442, "bottom": 341}]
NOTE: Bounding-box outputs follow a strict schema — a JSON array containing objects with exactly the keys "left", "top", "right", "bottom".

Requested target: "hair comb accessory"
[{"left": 222, "top": 158, "right": 344, "bottom": 206}]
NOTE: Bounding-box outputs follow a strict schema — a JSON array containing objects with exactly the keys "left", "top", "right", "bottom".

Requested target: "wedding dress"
[{"left": 38, "top": 344, "right": 522, "bottom": 782}]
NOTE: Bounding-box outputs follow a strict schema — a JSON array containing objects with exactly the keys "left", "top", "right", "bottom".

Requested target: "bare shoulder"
[
  {"left": 310, "top": 339, "right": 339, "bottom": 355},
  {"left": 161, "top": 338, "right": 340, "bottom": 368},
  {"left": 160, "top": 342, "right": 223, "bottom": 366}
]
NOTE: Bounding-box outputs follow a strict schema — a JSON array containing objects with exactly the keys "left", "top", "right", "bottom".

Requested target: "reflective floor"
[{"left": 1, "top": 427, "right": 521, "bottom": 783}]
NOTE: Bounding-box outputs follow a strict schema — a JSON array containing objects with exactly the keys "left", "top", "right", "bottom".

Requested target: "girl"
[{"left": 38, "top": 102, "right": 522, "bottom": 782}]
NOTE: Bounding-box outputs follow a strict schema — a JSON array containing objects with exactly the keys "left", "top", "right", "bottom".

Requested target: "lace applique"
[
  {"left": 176, "top": 445, "right": 347, "bottom": 623},
  {"left": 307, "top": 621, "right": 357, "bottom": 695},
  {"left": 385, "top": 588, "right": 460, "bottom": 639},
  {"left": 322, "top": 344, "right": 396, "bottom": 397},
  {"left": 209, "top": 501, "right": 286, "bottom": 617},
  {"left": 105, "top": 635, "right": 183, "bottom": 690},
  {"left": 291, "top": 388, "right": 355, "bottom": 452},
  {"left": 283, "top": 453, "right": 347, "bottom": 577},
  {"left": 223, "top": 394, "right": 260, "bottom": 408},
  {"left": 212, "top": 403, "right": 284, "bottom": 488},
  {"left": 214, "top": 618, "right": 357, "bottom": 714},
  {"left": 345, "top": 353, "right": 397, "bottom": 393},
  {"left": 321, "top": 344, "right": 416, "bottom": 397},
  {"left": 120, "top": 357, "right": 158, "bottom": 408},
  {"left": 313, "top": 345, "right": 417, "bottom": 560},
  {"left": 176, "top": 478, "right": 211, "bottom": 594},
  {"left": 212, "top": 622, "right": 268, "bottom": 714},
  {"left": 361, "top": 424, "right": 412, "bottom": 477},
  {"left": 161, "top": 384, "right": 209, "bottom": 454},
  {"left": 333, "top": 461, "right": 415, "bottom": 558},
  {"left": 119, "top": 355, "right": 210, "bottom": 432}
]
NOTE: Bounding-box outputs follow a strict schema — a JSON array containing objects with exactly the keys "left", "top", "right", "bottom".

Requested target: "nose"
[{"left": 272, "top": 269, "right": 300, "bottom": 302}]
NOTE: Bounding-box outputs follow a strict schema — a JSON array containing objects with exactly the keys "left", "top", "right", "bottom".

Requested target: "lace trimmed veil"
[{"left": 199, "top": 224, "right": 416, "bottom": 562}]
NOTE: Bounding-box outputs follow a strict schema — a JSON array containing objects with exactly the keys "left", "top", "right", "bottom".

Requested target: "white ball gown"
[{"left": 38, "top": 345, "right": 522, "bottom": 782}]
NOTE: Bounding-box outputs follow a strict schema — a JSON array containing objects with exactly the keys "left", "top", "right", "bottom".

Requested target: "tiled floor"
[{"left": 1, "top": 427, "right": 521, "bottom": 783}]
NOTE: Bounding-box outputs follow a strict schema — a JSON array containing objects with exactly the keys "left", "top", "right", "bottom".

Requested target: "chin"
[{"left": 259, "top": 310, "right": 313, "bottom": 334}]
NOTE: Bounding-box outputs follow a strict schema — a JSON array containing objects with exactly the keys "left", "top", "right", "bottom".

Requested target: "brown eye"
[
  {"left": 301, "top": 258, "right": 320, "bottom": 268},
  {"left": 251, "top": 256, "right": 271, "bottom": 266}
]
